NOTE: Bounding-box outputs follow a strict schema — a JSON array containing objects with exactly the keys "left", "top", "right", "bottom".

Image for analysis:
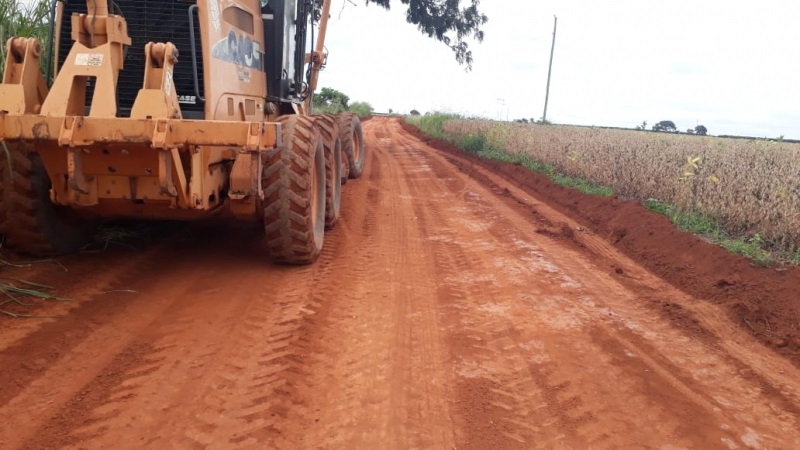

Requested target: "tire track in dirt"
[
  {"left": 402, "top": 118, "right": 800, "bottom": 366},
  {"left": 389, "top": 118, "right": 800, "bottom": 448},
  {"left": 12, "top": 125, "right": 454, "bottom": 449},
  {"left": 398, "top": 139, "right": 592, "bottom": 448},
  {"left": 426, "top": 144, "right": 726, "bottom": 348},
  {"left": 418, "top": 128, "right": 800, "bottom": 423},
  {"left": 7, "top": 242, "right": 235, "bottom": 449},
  {"left": 2, "top": 116, "right": 800, "bottom": 450},
  {"left": 270, "top": 124, "right": 457, "bottom": 449},
  {"left": 0, "top": 238, "right": 175, "bottom": 408},
  {"left": 168, "top": 265, "right": 325, "bottom": 448},
  {"left": 16, "top": 233, "right": 340, "bottom": 449}
]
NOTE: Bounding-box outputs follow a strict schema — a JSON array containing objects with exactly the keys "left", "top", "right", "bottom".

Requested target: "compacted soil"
[{"left": 0, "top": 116, "right": 798, "bottom": 449}]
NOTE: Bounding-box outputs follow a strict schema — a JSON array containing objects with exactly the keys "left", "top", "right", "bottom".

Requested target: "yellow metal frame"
[
  {"left": 0, "top": 0, "right": 285, "bottom": 222},
  {"left": 303, "top": 0, "right": 332, "bottom": 114}
]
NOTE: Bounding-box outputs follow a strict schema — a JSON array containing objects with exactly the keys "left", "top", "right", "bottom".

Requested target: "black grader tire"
[
  {"left": 315, "top": 114, "right": 343, "bottom": 230},
  {"left": 338, "top": 112, "right": 365, "bottom": 179},
  {"left": 340, "top": 150, "right": 350, "bottom": 185},
  {"left": 262, "top": 115, "right": 327, "bottom": 265},
  {"left": 0, "top": 144, "right": 97, "bottom": 256}
]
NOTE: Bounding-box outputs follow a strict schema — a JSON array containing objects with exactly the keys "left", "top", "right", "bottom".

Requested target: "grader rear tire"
[
  {"left": 315, "top": 115, "right": 342, "bottom": 229},
  {"left": 0, "top": 144, "right": 97, "bottom": 256},
  {"left": 262, "top": 115, "right": 326, "bottom": 265},
  {"left": 338, "top": 112, "right": 365, "bottom": 179},
  {"left": 340, "top": 151, "right": 350, "bottom": 185}
]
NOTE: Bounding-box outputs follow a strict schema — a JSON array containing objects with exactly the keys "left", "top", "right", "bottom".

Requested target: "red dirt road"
[{"left": 1, "top": 116, "right": 799, "bottom": 449}]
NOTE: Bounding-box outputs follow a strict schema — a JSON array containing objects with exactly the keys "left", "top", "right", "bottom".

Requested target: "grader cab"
[{"left": 0, "top": 0, "right": 365, "bottom": 264}]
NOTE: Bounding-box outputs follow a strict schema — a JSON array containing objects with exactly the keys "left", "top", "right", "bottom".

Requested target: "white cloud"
[
  {"left": 318, "top": 0, "right": 800, "bottom": 138},
  {"left": 19, "top": 0, "right": 800, "bottom": 138}
]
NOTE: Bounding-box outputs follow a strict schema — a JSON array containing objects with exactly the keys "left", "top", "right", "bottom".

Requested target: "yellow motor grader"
[{"left": 0, "top": 0, "right": 366, "bottom": 264}]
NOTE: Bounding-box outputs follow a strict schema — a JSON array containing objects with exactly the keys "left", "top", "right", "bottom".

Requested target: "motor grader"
[{"left": 0, "top": 0, "right": 366, "bottom": 264}]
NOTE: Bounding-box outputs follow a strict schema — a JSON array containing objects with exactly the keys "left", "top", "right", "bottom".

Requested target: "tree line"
[
  {"left": 312, "top": 87, "right": 374, "bottom": 118},
  {"left": 634, "top": 120, "right": 707, "bottom": 135}
]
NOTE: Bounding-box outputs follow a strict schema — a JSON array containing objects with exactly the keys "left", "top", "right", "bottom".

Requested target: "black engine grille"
[{"left": 58, "top": 0, "right": 205, "bottom": 117}]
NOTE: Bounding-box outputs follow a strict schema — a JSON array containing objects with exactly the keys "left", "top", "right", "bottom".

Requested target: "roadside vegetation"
[
  {"left": 312, "top": 87, "right": 374, "bottom": 118},
  {"left": 406, "top": 112, "right": 613, "bottom": 199},
  {"left": 0, "top": 0, "right": 51, "bottom": 77},
  {"left": 406, "top": 112, "right": 800, "bottom": 266}
]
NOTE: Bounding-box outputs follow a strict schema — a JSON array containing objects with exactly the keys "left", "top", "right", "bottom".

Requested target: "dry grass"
[{"left": 442, "top": 119, "right": 800, "bottom": 252}]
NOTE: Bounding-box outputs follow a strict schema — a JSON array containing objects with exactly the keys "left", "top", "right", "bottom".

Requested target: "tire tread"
[{"left": 262, "top": 115, "right": 325, "bottom": 264}]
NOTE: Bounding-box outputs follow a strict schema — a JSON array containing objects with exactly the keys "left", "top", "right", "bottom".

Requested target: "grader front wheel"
[
  {"left": 0, "top": 144, "right": 98, "bottom": 256},
  {"left": 338, "top": 112, "right": 365, "bottom": 179},
  {"left": 315, "top": 114, "right": 343, "bottom": 229},
  {"left": 262, "top": 115, "right": 327, "bottom": 265}
]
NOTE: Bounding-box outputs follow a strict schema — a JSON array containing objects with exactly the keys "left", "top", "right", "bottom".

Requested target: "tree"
[
  {"left": 635, "top": 120, "right": 647, "bottom": 131},
  {"left": 311, "top": 87, "right": 373, "bottom": 117},
  {"left": 652, "top": 120, "right": 677, "bottom": 132},
  {"left": 410, "top": 109, "right": 421, "bottom": 116},
  {"left": 349, "top": 101, "right": 374, "bottom": 118},
  {"left": 694, "top": 125, "right": 708, "bottom": 136},
  {"left": 314, "top": 0, "right": 488, "bottom": 70},
  {"left": 313, "top": 87, "right": 349, "bottom": 113}
]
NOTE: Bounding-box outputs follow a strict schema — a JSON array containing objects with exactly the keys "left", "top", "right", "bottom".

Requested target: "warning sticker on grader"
[{"left": 75, "top": 53, "right": 104, "bottom": 66}]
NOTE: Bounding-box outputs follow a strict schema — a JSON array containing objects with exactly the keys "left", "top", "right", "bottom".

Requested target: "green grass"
[
  {"left": 0, "top": 0, "right": 52, "bottom": 78},
  {"left": 406, "top": 112, "right": 462, "bottom": 140},
  {"left": 472, "top": 147, "right": 610, "bottom": 195},
  {"left": 720, "top": 238, "right": 772, "bottom": 267},
  {"left": 461, "top": 133, "right": 487, "bottom": 154},
  {"left": 0, "top": 278, "right": 69, "bottom": 318},
  {"left": 312, "top": 103, "right": 346, "bottom": 115},
  {"left": 408, "top": 113, "right": 614, "bottom": 197},
  {"left": 348, "top": 101, "right": 374, "bottom": 119},
  {"left": 643, "top": 199, "right": 775, "bottom": 266},
  {"left": 643, "top": 199, "right": 725, "bottom": 240},
  {"left": 551, "top": 174, "right": 614, "bottom": 196},
  {"left": 791, "top": 250, "right": 800, "bottom": 265},
  {"left": 312, "top": 101, "right": 374, "bottom": 119}
]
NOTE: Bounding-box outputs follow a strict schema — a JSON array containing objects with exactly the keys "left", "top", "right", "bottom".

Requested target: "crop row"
[{"left": 440, "top": 119, "right": 800, "bottom": 253}]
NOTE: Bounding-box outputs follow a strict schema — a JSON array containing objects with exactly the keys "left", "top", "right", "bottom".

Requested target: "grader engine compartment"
[{"left": 57, "top": 0, "right": 207, "bottom": 118}]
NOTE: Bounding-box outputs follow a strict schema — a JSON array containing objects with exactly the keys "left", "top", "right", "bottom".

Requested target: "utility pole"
[
  {"left": 542, "top": 15, "right": 557, "bottom": 123},
  {"left": 497, "top": 98, "right": 505, "bottom": 121}
]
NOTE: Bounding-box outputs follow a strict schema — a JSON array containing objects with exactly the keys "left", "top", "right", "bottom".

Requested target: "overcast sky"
[{"left": 317, "top": 0, "right": 800, "bottom": 139}]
